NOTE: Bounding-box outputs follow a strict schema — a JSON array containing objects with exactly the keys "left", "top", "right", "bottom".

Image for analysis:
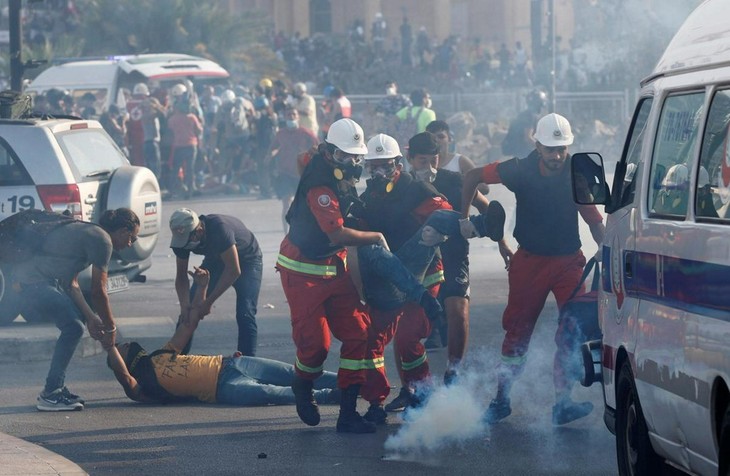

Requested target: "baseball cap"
[{"left": 169, "top": 208, "right": 199, "bottom": 248}]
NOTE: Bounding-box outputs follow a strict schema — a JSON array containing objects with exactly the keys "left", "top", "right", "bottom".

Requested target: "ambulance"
[{"left": 572, "top": 0, "right": 730, "bottom": 474}]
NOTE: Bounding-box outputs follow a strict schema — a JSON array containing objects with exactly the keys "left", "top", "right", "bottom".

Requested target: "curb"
[
  {"left": 0, "top": 431, "right": 87, "bottom": 475},
  {"left": 0, "top": 324, "right": 102, "bottom": 363}
]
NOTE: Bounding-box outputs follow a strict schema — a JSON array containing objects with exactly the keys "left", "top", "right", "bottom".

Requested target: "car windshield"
[{"left": 56, "top": 129, "right": 128, "bottom": 180}]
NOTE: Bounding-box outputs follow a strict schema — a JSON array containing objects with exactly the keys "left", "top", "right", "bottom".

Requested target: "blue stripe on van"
[{"left": 618, "top": 251, "right": 730, "bottom": 320}]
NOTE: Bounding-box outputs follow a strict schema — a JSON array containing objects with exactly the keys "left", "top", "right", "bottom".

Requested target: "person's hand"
[
  {"left": 100, "top": 324, "right": 117, "bottom": 350},
  {"left": 187, "top": 266, "right": 210, "bottom": 287},
  {"left": 232, "top": 351, "right": 243, "bottom": 358},
  {"left": 459, "top": 218, "right": 478, "bottom": 239},
  {"left": 376, "top": 233, "right": 390, "bottom": 252},
  {"left": 498, "top": 240, "right": 514, "bottom": 270},
  {"left": 86, "top": 314, "right": 104, "bottom": 340}
]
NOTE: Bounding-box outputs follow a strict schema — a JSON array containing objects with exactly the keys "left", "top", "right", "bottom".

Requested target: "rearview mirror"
[{"left": 571, "top": 152, "right": 609, "bottom": 205}]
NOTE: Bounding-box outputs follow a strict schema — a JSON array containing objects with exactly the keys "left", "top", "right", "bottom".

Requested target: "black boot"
[
  {"left": 336, "top": 385, "right": 376, "bottom": 433},
  {"left": 292, "top": 376, "right": 320, "bottom": 426},
  {"left": 471, "top": 200, "right": 506, "bottom": 241}
]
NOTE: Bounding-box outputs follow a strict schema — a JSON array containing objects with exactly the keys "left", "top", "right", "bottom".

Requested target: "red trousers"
[
  {"left": 279, "top": 267, "right": 369, "bottom": 388},
  {"left": 360, "top": 286, "right": 437, "bottom": 405},
  {"left": 500, "top": 248, "right": 586, "bottom": 374}
]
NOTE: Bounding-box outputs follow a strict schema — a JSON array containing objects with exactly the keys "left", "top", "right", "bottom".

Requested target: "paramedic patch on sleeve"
[{"left": 318, "top": 194, "right": 332, "bottom": 207}]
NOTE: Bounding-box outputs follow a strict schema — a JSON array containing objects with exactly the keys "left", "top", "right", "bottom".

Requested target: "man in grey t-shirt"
[{"left": 16, "top": 208, "right": 140, "bottom": 412}]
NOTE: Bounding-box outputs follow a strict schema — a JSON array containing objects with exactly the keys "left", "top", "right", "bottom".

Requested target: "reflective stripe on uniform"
[
  {"left": 401, "top": 353, "right": 427, "bottom": 371},
  {"left": 340, "top": 356, "right": 384, "bottom": 371},
  {"left": 423, "top": 269, "right": 445, "bottom": 288},
  {"left": 500, "top": 354, "right": 527, "bottom": 367},
  {"left": 296, "top": 357, "right": 324, "bottom": 374},
  {"left": 277, "top": 254, "right": 338, "bottom": 276}
]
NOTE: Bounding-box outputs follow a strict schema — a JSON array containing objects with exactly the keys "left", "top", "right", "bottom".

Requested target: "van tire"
[
  {"left": 616, "top": 362, "right": 664, "bottom": 476},
  {"left": 720, "top": 406, "right": 730, "bottom": 476},
  {"left": 0, "top": 263, "right": 22, "bottom": 325}
]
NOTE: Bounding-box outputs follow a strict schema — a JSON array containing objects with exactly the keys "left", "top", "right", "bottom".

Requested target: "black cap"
[{"left": 408, "top": 132, "right": 440, "bottom": 155}]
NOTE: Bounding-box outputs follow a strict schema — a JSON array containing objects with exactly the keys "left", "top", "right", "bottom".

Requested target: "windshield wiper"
[{"left": 86, "top": 169, "right": 112, "bottom": 178}]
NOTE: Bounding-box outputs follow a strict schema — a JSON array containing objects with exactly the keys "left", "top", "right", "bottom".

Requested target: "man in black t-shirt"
[{"left": 169, "top": 208, "right": 263, "bottom": 355}]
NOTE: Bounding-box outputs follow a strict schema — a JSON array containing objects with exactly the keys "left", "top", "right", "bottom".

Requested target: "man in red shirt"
[
  {"left": 269, "top": 107, "right": 318, "bottom": 232},
  {"left": 276, "top": 118, "right": 386, "bottom": 434},
  {"left": 461, "top": 113, "right": 605, "bottom": 426},
  {"left": 167, "top": 100, "right": 203, "bottom": 198}
]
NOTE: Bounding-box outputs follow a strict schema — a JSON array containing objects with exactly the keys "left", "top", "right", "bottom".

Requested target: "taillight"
[
  {"left": 36, "top": 184, "right": 83, "bottom": 219},
  {"left": 70, "top": 123, "right": 88, "bottom": 130}
]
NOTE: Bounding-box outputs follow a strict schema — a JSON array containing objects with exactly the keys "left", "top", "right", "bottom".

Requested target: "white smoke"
[{"left": 384, "top": 373, "right": 488, "bottom": 456}]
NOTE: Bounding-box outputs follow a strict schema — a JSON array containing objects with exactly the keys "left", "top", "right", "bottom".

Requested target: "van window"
[
  {"left": 649, "top": 92, "right": 705, "bottom": 218},
  {"left": 616, "top": 97, "right": 653, "bottom": 208},
  {"left": 697, "top": 88, "right": 730, "bottom": 221}
]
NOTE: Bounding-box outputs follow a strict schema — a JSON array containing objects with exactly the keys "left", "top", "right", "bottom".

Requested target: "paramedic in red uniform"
[
  {"left": 353, "top": 133, "right": 453, "bottom": 422},
  {"left": 276, "top": 118, "right": 387, "bottom": 434},
  {"left": 461, "top": 113, "right": 605, "bottom": 426}
]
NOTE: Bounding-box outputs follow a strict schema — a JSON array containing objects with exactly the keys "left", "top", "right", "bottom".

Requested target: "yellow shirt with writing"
[{"left": 150, "top": 342, "right": 223, "bottom": 403}]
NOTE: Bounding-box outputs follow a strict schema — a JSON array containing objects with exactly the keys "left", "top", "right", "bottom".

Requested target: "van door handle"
[
  {"left": 85, "top": 197, "right": 97, "bottom": 204},
  {"left": 624, "top": 252, "right": 633, "bottom": 278}
]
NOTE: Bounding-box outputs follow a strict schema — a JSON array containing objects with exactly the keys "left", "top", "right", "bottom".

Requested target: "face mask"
[
  {"left": 413, "top": 166, "right": 437, "bottom": 183},
  {"left": 184, "top": 240, "right": 200, "bottom": 250},
  {"left": 286, "top": 120, "right": 298, "bottom": 129},
  {"left": 386, "top": 87, "right": 397, "bottom": 96},
  {"left": 366, "top": 175, "right": 393, "bottom": 194},
  {"left": 424, "top": 98, "right": 432, "bottom": 109}
]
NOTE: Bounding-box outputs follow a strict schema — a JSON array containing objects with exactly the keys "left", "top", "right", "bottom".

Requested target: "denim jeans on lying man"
[{"left": 357, "top": 209, "right": 465, "bottom": 310}]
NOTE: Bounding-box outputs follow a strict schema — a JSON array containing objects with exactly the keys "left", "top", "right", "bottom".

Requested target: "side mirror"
[{"left": 571, "top": 152, "right": 609, "bottom": 205}]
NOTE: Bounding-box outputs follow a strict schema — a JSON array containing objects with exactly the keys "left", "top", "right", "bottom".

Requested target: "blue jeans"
[
  {"left": 216, "top": 356, "right": 337, "bottom": 405},
  {"left": 186, "top": 255, "right": 263, "bottom": 356},
  {"left": 21, "top": 281, "right": 85, "bottom": 393},
  {"left": 357, "top": 209, "right": 462, "bottom": 310},
  {"left": 143, "top": 140, "right": 161, "bottom": 179}
]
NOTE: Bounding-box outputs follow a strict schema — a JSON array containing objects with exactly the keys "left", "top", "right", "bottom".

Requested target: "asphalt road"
[{"left": 0, "top": 186, "right": 618, "bottom": 475}]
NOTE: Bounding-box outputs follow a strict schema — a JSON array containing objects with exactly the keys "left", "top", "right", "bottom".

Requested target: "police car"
[{"left": 0, "top": 115, "right": 161, "bottom": 325}]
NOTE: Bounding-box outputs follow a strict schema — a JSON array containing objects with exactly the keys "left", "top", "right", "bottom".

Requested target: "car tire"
[
  {"left": 720, "top": 405, "right": 730, "bottom": 476},
  {"left": 0, "top": 263, "right": 22, "bottom": 325},
  {"left": 616, "top": 362, "right": 664, "bottom": 476}
]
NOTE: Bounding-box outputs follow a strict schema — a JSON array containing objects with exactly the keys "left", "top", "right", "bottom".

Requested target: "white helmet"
[
  {"left": 533, "top": 113, "right": 574, "bottom": 147},
  {"left": 133, "top": 83, "right": 150, "bottom": 96},
  {"left": 326, "top": 118, "right": 368, "bottom": 155},
  {"left": 662, "top": 164, "right": 689, "bottom": 189},
  {"left": 293, "top": 82, "right": 307, "bottom": 94},
  {"left": 365, "top": 134, "right": 401, "bottom": 160},
  {"left": 221, "top": 89, "right": 236, "bottom": 104},
  {"left": 170, "top": 83, "right": 188, "bottom": 97}
]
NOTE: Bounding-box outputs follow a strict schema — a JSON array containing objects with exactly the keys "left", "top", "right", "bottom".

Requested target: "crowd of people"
[{"left": 18, "top": 82, "right": 606, "bottom": 436}]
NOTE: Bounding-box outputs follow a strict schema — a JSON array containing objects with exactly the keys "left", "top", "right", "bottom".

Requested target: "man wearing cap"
[
  {"left": 170, "top": 208, "right": 263, "bottom": 357},
  {"left": 461, "top": 113, "right": 605, "bottom": 426},
  {"left": 276, "top": 118, "right": 387, "bottom": 434}
]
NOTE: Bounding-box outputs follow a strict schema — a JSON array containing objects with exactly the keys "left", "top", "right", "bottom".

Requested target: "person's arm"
[
  {"left": 106, "top": 345, "right": 151, "bottom": 402},
  {"left": 461, "top": 166, "right": 485, "bottom": 219},
  {"left": 580, "top": 205, "right": 606, "bottom": 261},
  {"left": 327, "top": 226, "right": 387, "bottom": 249},
  {"left": 65, "top": 275, "right": 104, "bottom": 340},
  {"left": 175, "top": 256, "right": 192, "bottom": 323},
  {"left": 90, "top": 265, "right": 117, "bottom": 348},
  {"left": 471, "top": 189, "right": 490, "bottom": 214},
  {"left": 195, "top": 245, "right": 241, "bottom": 317},
  {"left": 458, "top": 154, "right": 477, "bottom": 174},
  {"left": 170, "top": 267, "right": 209, "bottom": 349}
]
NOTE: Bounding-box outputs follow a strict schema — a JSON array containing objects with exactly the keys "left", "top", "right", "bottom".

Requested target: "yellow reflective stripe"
[
  {"left": 339, "top": 356, "right": 384, "bottom": 371},
  {"left": 295, "top": 357, "right": 323, "bottom": 374},
  {"left": 401, "top": 353, "right": 428, "bottom": 371},
  {"left": 500, "top": 354, "right": 527, "bottom": 366},
  {"left": 423, "top": 270, "right": 445, "bottom": 288},
  {"left": 277, "top": 254, "right": 338, "bottom": 276}
]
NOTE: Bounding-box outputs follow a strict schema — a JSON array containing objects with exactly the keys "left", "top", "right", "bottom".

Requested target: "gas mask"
[
  {"left": 412, "top": 165, "right": 438, "bottom": 183},
  {"left": 286, "top": 119, "right": 298, "bottom": 129},
  {"left": 332, "top": 149, "right": 364, "bottom": 183},
  {"left": 366, "top": 161, "right": 397, "bottom": 194}
]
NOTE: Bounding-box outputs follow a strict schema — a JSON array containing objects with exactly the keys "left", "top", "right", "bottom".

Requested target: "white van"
[
  {"left": 25, "top": 53, "right": 230, "bottom": 114},
  {"left": 572, "top": 1, "right": 730, "bottom": 474}
]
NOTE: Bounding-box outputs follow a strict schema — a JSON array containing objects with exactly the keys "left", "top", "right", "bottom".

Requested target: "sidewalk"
[{"left": 0, "top": 432, "right": 87, "bottom": 475}]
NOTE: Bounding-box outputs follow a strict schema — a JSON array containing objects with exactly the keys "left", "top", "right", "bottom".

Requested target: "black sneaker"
[
  {"left": 384, "top": 387, "right": 417, "bottom": 412},
  {"left": 363, "top": 404, "right": 388, "bottom": 424},
  {"left": 37, "top": 389, "right": 84, "bottom": 412},
  {"left": 443, "top": 369, "right": 458, "bottom": 386},
  {"left": 484, "top": 397, "right": 511, "bottom": 424},
  {"left": 552, "top": 399, "right": 594, "bottom": 425},
  {"left": 60, "top": 386, "right": 85, "bottom": 405},
  {"left": 471, "top": 201, "right": 506, "bottom": 241}
]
